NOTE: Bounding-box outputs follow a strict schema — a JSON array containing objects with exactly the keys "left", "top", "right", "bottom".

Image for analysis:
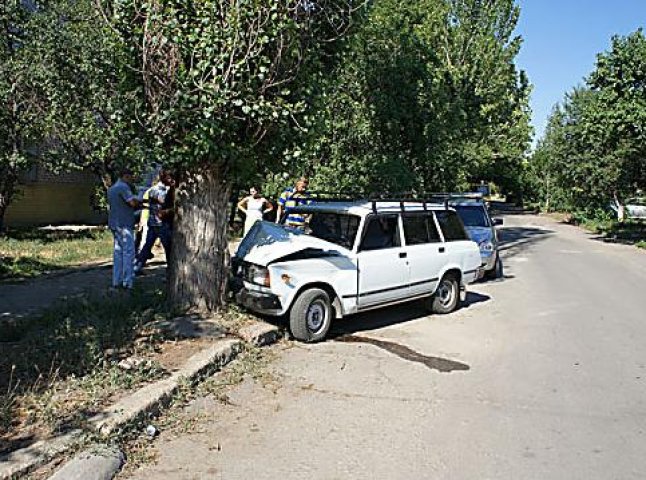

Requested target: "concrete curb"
[
  {"left": 237, "top": 321, "right": 283, "bottom": 347},
  {"left": 89, "top": 337, "right": 243, "bottom": 436},
  {"left": 0, "top": 430, "right": 82, "bottom": 480},
  {"left": 0, "top": 320, "right": 281, "bottom": 480},
  {"left": 47, "top": 446, "right": 124, "bottom": 480}
]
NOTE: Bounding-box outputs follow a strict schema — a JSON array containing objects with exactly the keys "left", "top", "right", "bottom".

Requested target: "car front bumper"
[{"left": 235, "top": 287, "right": 283, "bottom": 316}]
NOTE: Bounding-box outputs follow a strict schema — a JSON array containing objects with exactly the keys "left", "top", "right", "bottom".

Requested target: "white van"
[{"left": 233, "top": 201, "right": 483, "bottom": 342}]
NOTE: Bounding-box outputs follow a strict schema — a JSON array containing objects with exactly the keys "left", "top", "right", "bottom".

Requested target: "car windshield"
[
  {"left": 453, "top": 205, "right": 490, "bottom": 227},
  {"left": 298, "top": 212, "right": 361, "bottom": 250}
]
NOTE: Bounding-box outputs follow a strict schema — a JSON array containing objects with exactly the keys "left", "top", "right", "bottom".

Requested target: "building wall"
[{"left": 5, "top": 173, "right": 107, "bottom": 227}]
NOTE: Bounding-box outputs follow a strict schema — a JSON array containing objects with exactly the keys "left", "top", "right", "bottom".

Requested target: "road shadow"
[
  {"left": 334, "top": 335, "right": 470, "bottom": 373},
  {"left": 328, "top": 291, "right": 490, "bottom": 338},
  {"left": 497, "top": 226, "right": 554, "bottom": 259}
]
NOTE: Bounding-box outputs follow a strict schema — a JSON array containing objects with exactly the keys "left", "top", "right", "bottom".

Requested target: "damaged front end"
[{"left": 230, "top": 221, "right": 348, "bottom": 316}]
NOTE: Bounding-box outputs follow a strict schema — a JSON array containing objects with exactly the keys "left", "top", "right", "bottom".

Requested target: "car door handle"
[
  {"left": 399, "top": 252, "right": 407, "bottom": 258},
  {"left": 438, "top": 247, "right": 445, "bottom": 253}
]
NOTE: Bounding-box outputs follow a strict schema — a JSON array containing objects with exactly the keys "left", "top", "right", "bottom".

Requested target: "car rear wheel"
[
  {"left": 430, "top": 274, "right": 460, "bottom": 314},
  {"left": 289, "top": 288, "right": 332, "bottom": 342}
]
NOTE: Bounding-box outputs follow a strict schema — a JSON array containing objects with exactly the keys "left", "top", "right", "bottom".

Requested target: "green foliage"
[
  {"left": 272, "top": 0, "right": 532, "bottom": 196},
  {"left": 527, "top": 30, "right": 646, "bottom": 214},
  {"left": 0, "top": 0, "right": 142, "bottom": 228},
  {"left": 0, "top": 1, "right": 39, "bottom": 227},
  {"left": 105, "top": 0, "right": 358, "bottom": 177}
]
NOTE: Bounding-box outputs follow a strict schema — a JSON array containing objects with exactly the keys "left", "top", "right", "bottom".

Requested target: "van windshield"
[
  {"left": 453, "top": 205, "right": 490, "bottom": 227},
  {"left": 298, "top": 212, "right": 360, "bottom": 250}
]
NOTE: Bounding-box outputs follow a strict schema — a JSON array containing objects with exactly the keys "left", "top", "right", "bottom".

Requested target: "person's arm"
[
  {"left": 262, "top": 198, "right": 274, "bottom": 214},
  {"left": 237, "top": 197, "right": 249, "bottom": 214},
  {"left": 276, "top": 193, "right": 286, "bottom": 223},
  {"left": 120, "top": 187, "right": 143, "bottom": 209}
]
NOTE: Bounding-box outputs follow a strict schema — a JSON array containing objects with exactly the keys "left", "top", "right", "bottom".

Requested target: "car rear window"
[
  {"left": 453, "top": 205, "right": 490, "bottom": 227},
  {"left": 402, "top": 214, "right": 441, "bottom": 245},
  {"left": 435, "top": 210, "right": 469, "bottom": 241}
]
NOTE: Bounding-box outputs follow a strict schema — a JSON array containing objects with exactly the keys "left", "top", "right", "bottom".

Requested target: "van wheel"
[
  {"left": 289, "top": 288, "right": 332, "bottom": 342},
  {"left": 431, "top": 275, "right": 459, "bottom": 314}
]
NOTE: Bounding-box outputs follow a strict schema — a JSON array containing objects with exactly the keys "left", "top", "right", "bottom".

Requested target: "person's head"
[
  {"left": 295, "top": 176, "right": 309, "bottom": 193},
  {"left": 160, "top": 169, "right": 175, "bottom": 187},
  {"left": 120, "top": 168, "right": 135, "bottom": 185},
  {"left": 249, "top": 186, "right": 261, "bottom": 198}
]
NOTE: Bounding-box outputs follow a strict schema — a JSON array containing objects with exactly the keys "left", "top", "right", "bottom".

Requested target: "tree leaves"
[{"left": 529, "top": 30, "right": 646, "bottom": 213}]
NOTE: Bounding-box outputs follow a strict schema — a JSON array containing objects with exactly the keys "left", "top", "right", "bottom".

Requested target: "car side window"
[
  {"left": 403, "top": 214, "right": 441, "bottom": 245},
  {"left": 359, "top": 215, "right": 401, "bottom": 251},
  {"left": 435, "top": 210, "right": 469, "bottom": 241}
]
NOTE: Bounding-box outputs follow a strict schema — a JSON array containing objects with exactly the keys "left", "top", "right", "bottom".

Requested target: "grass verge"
[
  {"left": 566, "top": 214, "right": 646, "bottom": 248},
  {"left": 0, "top": 284, "right": 172, "bottom": 454},
  {"left": 0, "top": 227, "right": 112, "bottom": 280}
]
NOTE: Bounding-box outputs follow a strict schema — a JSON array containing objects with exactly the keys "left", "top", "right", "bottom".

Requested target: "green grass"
[
  {"left": 0, "top": 228, "right": 113, "bottom": 280},
  {"left": 0, "top": 284, "right": 172, "bottom": 450},
  {"left": 569, "top": 214, "right": 646, "bottom": 248}
]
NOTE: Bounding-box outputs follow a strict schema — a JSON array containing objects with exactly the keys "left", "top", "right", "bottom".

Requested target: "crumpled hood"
[
  {"left": 464, "top": 226, "right": 493, "bottom": 246},
  {"left": 235, "top": 221, "right": 346, "bottom": 266}
]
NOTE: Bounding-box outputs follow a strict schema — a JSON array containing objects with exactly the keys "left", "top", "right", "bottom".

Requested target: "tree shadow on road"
[{"left": 497, "top": 226, "right": 554, "bottom": 260}]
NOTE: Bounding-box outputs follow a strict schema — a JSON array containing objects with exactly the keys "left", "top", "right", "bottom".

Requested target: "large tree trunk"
[{"left": 168, "top": 165, "right": 232, "bottom": 312}]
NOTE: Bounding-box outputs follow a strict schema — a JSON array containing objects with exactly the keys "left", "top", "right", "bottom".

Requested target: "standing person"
[
  {"left": 134, "top": 170, "right": 175, "bottom": 273},
  {"left": 276, "top": 176, "right": 310, "bottom": 230},
  {"left": 237, "top": 186, "right": 273, "bottom": 236},
  {"left": 107, "top": 168, "right": 143, "bottom": 290}
]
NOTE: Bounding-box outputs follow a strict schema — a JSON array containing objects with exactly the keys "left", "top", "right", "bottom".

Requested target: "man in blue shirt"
[
  {"left": 276, "top": 176, "right": 310, "bottom": 230},
  {"left": 107, "top": 168, "right": 143, "bottom": 289}
]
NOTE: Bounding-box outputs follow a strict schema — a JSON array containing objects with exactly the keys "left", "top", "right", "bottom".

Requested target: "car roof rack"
[
  {"left": 261, "top": 189, "right": 485, "bottom": 214},
  {"left": 288, "top": 191, "right": 461, "bottom": 214}
]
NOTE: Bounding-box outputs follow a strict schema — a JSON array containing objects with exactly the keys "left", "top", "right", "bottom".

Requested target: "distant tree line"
[{"left": 525, "top": 30, "right": 646, "bottom": 217}]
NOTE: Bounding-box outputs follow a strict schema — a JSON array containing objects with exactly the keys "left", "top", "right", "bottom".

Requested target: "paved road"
[{"left": 128, "top": 214, "right": 646, "bottom": 480}]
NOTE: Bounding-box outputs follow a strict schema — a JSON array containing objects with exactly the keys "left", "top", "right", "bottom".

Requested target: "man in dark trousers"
[{"left": 134, "top": 170, "right": 175, "bottom": 273}]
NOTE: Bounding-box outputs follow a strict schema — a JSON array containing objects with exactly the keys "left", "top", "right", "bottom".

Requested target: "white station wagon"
[{"left": 233, "top": 200, "right": 483, "bottom": 342}]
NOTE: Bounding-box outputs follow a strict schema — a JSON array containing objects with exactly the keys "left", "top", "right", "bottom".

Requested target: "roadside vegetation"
[
  {"left": 566, "top": 215, "right": 646, "bottom": 248},
  {"left": 0, "top": 285, "right": 171, "bottom": 454},
  {"left": 0, "top": 276, "right": 261, "bottom": 456},
  {"left": 524, "top": 30, "right": 645, "bottom": 243},
  {"left": 0, "top": 228, "right": 112, "bottom": 280}
]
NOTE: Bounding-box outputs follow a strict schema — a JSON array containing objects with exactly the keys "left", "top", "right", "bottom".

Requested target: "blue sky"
[{"left": 514, "top": 0, "right": 646, "bottom": 142}]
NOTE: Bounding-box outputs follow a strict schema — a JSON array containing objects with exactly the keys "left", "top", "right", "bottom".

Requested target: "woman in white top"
[{"left": 237, "top": 186, "right": 274, "bottom": 236}]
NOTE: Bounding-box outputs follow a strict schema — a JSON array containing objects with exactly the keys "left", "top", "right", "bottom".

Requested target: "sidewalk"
[
  {"left": 0, "top": 240, "right": 241, "bottom": 322},
  {"left": 0, "top": 260, "right": 165, "bottom": 322}
]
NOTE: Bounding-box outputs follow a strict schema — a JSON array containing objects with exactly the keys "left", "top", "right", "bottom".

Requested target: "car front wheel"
[
  {"left": 289, "top": 288, "right": 333, "bottom": 342},
  {"left": 485, "top": 255, "right": 503, "bottom": 280}
]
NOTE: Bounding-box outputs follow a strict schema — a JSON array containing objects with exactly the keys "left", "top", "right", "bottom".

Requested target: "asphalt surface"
[{"left": 127, "top": 214, "right": 646, "bottom": 480}]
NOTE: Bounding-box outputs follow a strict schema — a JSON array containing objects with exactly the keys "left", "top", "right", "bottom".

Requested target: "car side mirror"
[{"left": 493, "top": 218, "right": 503, "bottom": 226}]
